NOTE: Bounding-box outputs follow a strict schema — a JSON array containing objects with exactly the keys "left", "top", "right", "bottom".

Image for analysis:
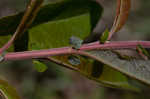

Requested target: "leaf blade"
[
  {"left": 28, "top": 0, "right": 102, "bottom": 49},
  {"left": 51, "top": 55, "right": 139, "bottom": 91}
]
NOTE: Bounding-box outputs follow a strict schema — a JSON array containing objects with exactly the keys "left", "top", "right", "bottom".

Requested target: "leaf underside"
[{"left": 87, "top": 50, "right": 150, "bottom": 86}]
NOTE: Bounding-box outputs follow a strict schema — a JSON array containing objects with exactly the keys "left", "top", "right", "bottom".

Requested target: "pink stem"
[{"left": 3, "top": 41, "right": 150, "bottom": 61}]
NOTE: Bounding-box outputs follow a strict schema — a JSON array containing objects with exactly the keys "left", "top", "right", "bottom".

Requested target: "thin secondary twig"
[
  {"left": 0, "top": 0, "right": 44, "bottom": 54},
  {"left": 3, "top": 41, "right": 150, "bottom": 61}
]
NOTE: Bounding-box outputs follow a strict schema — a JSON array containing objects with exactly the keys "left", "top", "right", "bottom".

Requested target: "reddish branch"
[{"left": 3, "top": 41, "right": 150, "bottom": 61}]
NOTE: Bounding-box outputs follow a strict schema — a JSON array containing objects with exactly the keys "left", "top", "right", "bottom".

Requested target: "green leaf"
[
  {"left": 0, "top": 79, "right": 20, "bottom": 99},
  {"left": 0, "top": 0, "right": 140, "bottom": 91},
  {"left": 25, "top": 0, "right": 138, "bottom": 90},
  {"left": 87, "top": 50, "right": 150, "bottom": 86},
  {"left": 100, "top": 29, "right": 109, "bottom": 44},
  {"left": 28, "top": 0, "right": 102, "bottom": 49},
  {"left": 29, "top": 12, "right": 90, "bottom": 49},
  {"left": 33, "top": 60, "right": 48, "bottom": 72},
  {"left": 52, "top": 55, "right": 139, "bottom": 91},
  {"left": 0, "top": 0, "right": 102, "bottom": 51}
]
